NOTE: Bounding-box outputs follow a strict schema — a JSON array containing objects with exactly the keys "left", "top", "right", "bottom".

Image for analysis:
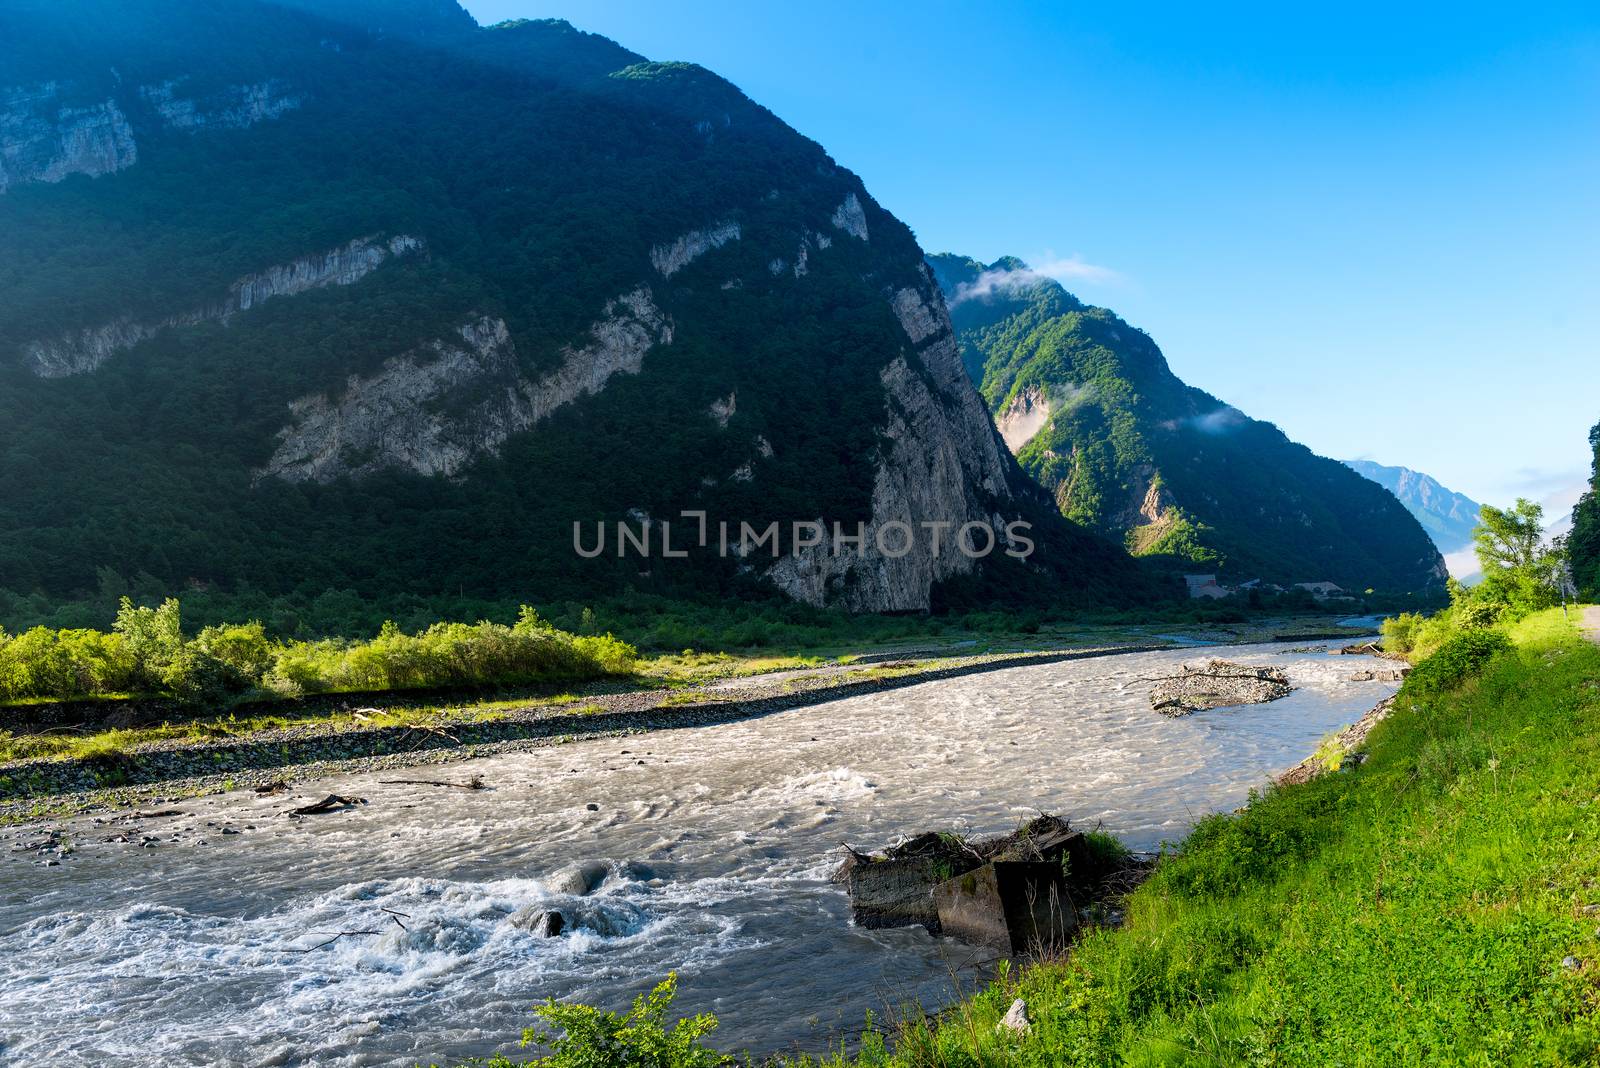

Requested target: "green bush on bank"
[{"left": 0, "top": 600, "right": 636, "bottom": 707}]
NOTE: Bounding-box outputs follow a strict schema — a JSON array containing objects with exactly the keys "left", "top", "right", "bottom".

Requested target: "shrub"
[
  {"left": 112, "top": 597, "right": 185, "bottom": 690},
  {"left": 518, "top": 974, "right": 721, "bottom": 1068},
  {"left": 193, "top": 621, "right": 277, "bottom": 678},
  {"left": 1380, "top": 611, "right": 1423, "bottom": 655},
  {"left": 1402, "top": 629, "right": 1512, "bottom": 698},
  {"left": 0, "top": 626, "right": 135, "bottom": 700},
  {"left": 0, "top": 600, "right": 639, "bottom": 705}
]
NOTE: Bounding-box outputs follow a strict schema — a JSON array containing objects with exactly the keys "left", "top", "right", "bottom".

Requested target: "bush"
[
  {"left": 1, "top": 600, "right": 639, "bottom": 706},
  {"left": 487, "top": 974, "right": 722, "bottom": 1068},
  {"left": 0, "top": 626, "right": 136, "bottom": 700},
  {"left": 193, "top": 621, "right": 277, "bottom": 678},
  {"left": 112, "top": 597, "right": 185, "bottom": 691},
  {"left": 1380, "top": 612, "right": 1423, "bottom": 655},
  {"left": 1402, "top": 630, "right": 1512, "bottom": 698}
]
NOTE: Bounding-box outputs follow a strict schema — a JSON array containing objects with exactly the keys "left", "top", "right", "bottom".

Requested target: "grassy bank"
[{"left": 792, "top": 607, "right": 1600, "bottom": 1066}]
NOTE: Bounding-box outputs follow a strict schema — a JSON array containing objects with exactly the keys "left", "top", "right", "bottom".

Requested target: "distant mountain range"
[
  {"left": 929, "top": 254, "right": 1447, "bottom": 593},
  {"left": 1343, "top": 460, "right": 1483, "bottom": 557}
]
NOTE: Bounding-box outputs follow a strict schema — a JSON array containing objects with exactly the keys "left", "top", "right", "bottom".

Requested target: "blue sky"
[{"left": 464, "top": 0, "right": 1599, "bottom": 515}]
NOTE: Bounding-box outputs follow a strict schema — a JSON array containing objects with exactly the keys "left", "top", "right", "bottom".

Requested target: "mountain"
[
  {"left": 0, "top": 1, "right": 1147, "bottom": 621},
  {"left": 1343, "top": 460, "right": 1482, "bottom": 556},
  {"left": 1569, "top": 420, "right": 1600, "bottom": 597},
  {"left": 928, "top": 254, "right": 1447, "bottom": 594}
]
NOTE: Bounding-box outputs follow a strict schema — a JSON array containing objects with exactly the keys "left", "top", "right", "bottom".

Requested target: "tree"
[
  {"left": 1568, "top": 420, "right": 1600, "bottom": 597},
  {"left": 1465, "top": 499, "right": 1565, "bottom": 618},
  {"left": 1473, "top": 498, "right": 1547, "bottom": 576}
]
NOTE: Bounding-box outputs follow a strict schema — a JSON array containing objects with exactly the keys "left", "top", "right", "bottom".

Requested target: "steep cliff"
[
  {"left": 0, "top": 2, "right": 1141, "bottom": 615},
  {"left": 930, "top": 254, "right": 1447, "bottom": 593},
  {"left": 0, "top": 82, "right": 136, "bottom": 194},
  {"left": 24, "top": 234, "right": 424, "bottom": 377}
]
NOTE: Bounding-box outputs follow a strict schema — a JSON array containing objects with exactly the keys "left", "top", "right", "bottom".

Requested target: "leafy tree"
[
  {"left": 1472, "top": 499, "right": 1547, "bottom": 576},
  {"left": 1569, "top": 420, "right": 1600, "bottom": 597}
]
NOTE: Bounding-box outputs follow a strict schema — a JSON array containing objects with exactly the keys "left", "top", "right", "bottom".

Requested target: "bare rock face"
[
  {"left": 23, "top": 235, "right": 424, "bottom": 377},
  {"left": 0, "top": 82, "right": 137, "bottom": 195},
  {"left": 830, "top": 191, "right": 869, "bottom": 241},
  {"left": 768, "top": 268, "right": 1021, "bottom": 612},
  {"left": 649, "top": 220, "right": 740, "bottom": 277},
  {"left": 1150, "top": 660, "right": 1294, "bottom": 715},
  {"left": 998, "top": 386, "right": 1052, "bottom": 453},
  {"left": 140, "top": 79, "right": 303, "bottom": 131},
  {"left": 262, "top": 316, "right": 526, "bottom": 483},
  {"left": 234, "top": 235, "right": 421, "bottom": 311},
  {"left": 262, "top": 287, "right": 673, "bottom": 483}
]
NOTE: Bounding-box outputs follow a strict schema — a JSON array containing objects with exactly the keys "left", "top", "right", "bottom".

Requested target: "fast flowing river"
[{"left": 0, "top": 642, "right": 1398, "bottom": 1065}]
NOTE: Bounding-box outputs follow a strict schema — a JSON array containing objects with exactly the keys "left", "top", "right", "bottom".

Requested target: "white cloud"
[
  {"left": 949, "top": 254, "right": 1123, "bottom": 307},
  {"left": 1159, "top": 406, "right": 1248, "bottom": 436}
]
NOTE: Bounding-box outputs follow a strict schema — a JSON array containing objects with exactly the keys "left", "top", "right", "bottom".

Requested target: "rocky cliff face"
[
  {"left": 263, "top": 287, "right": 672, "bottom": 483},
  {"left": 768, "top": 270, "right": 1021, "bottom": 610},
  {"left": 650, "top": 221, "right": 741, "bottom": 278},
  {"left": 141, "top": 79, "right": 303, "bottom": 131},
  {"left": 24, "top": 235, "right": 424, "bottom": 377},
  {"left": 0, "top": 82, "right": 136, "bottom": 194}
]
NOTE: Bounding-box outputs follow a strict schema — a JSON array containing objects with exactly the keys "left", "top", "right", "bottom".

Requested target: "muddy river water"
[{"left": 0, "top": 642, "right": 1398, "bottom": 1065}]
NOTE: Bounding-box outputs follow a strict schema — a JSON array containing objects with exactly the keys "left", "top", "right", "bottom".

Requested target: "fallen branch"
[
  {"left": 400, "top": 723, "right": 462, "bottom": 748},
  {"left": 285, "top": 929, "right": 382, "bottom": 953},
  {"left": 380, "top": 906, "right": 410, "bottom": 930},
  {"left": 378, "top": 774, "right": 486, "bottom": 791},
  {"left": 289, "top": 794, "right": 366, "bottom": 816},
  {"left": 114, "top": 808, "right": 185, "bottom": 822}
]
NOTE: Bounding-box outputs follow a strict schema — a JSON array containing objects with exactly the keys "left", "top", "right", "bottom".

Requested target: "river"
[{"left": 0, "top": 642, "right": 1397, "bottom": 1065}]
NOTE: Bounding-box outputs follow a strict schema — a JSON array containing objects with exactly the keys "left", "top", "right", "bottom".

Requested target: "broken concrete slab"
[
  {"left": 934, "top": 861, "right": 1077, "bottom": 955},
  {"left": 836, "top": 815, "right": 1115, "bottom": 937}
]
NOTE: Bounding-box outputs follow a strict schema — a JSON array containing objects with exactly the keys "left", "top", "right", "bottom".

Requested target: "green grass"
[{"left": 778, "top": 606, "right": 1600, "bottom": 1066}]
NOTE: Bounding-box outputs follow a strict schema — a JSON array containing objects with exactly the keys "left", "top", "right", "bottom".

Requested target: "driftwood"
[
  {"left": 114, "top": 808, "right": 185, "bottom": 822},
  {"left": 289, "top": 794, "right": 367, "bottom": 815},
  {"left": 400, "top": 724, "right": 462, "bottom": 747},
  {"left": 285, "top": 929, "right": 382, "bottom": 953},
  {"left": 378, "top": 774, "right": 486, "bottom": 791}
]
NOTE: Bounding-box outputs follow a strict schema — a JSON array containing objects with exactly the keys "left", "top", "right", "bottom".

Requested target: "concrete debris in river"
[
  {"left": 1149, "top": 659, "right": 1294, "bottom": 715},
  {"left": 834, "top": 815, "right": 1147, "bottom": 952}
]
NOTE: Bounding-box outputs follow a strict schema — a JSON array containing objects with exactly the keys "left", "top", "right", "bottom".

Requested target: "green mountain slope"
[
  {"left": 0, "top": 1, "right": 1149, "bottom": 622},
  {"left": 928, "top": 254, "right": 1447, "bottom": 593},
  {"left": 1344, "top": 460, "right": 1482, "bottom": 556}
]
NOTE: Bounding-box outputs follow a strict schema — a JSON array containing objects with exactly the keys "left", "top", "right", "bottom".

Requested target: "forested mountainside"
[
  {"left": 1344, "top": 460, "right": 1483, "bottom": 556},
  {"left": 0, "top": 0, "right": 1150, "bottom": 625},
  {"left": 928, "top": 254, "right": 1447, "bottom": 593},
  {"left": 1569, "top": 420, "right": 1600, "bottom": 597}
]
